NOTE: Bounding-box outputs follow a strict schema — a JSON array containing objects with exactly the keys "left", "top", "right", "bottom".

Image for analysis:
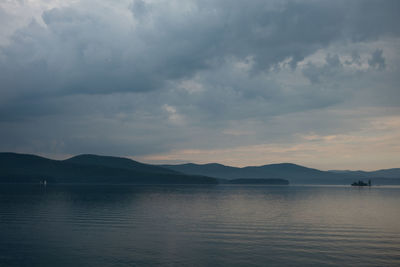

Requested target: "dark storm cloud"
[
  {"left": 0, "top": 0, "right": 399, "bottom": 161},
  {"left": 368, "top": 49, "right": 386, "bottom": 70},
  {"left": 302, "top": 54, "right": 347, "bottom": 84},
  {"left": 1, "top": 0, "right": 399, "bottom": 97}
]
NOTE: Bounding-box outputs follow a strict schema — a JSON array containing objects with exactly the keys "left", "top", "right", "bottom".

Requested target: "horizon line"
[{"left": 1, "top": 151, "right": 398, "bottom": 173}]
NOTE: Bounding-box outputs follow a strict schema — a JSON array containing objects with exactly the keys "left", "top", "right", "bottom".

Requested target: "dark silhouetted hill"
[
  {"left": 0, "top": 153, "right": 217, "bottom": 184},
  {"left": 162, "top": 162, "right": 400, "bottom": 185},
  {"left": 329, "top": 168, "right": 400, "bottom": 178},
  {"left": 1, "top": 152, "right": 398, "bottom": 185},
  {"left": 65, "top": 154, "right": 179, "bottom": 174}
]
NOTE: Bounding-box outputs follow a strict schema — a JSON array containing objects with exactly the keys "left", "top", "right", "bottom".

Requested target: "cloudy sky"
[{"left": 1, "top": 0, "right": 399, "bottom": 170}]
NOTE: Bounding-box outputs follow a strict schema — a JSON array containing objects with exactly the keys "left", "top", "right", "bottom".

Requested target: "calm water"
[{"left": 1, "top": 184, "right": 400, "bottom": 266}]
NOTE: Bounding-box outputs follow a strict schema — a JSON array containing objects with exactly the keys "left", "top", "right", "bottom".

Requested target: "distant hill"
[
  {"left": 65, "top": 154, "right": 179, "bottom": 174},
  {"left": 0, "top": 153, "right": 217, "bottom": 184},
  {"left": 329, "top": 169, "right": 400, "bottom": 179},
  {"left": 1, "top": 152, "right": 398, "bottom": 185},
  {"left": 162, "top": 163, "right": 400, "bottom": 185}
]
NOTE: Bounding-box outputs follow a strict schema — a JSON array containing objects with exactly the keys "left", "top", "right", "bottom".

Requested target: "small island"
[
  {"left": 351, "top": 179, "right": 371, "bottom": 186},
  {"left": 228, "top": 178, "right": 289, "bottom": 185}
]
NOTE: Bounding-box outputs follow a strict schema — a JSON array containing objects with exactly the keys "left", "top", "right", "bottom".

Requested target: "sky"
[{"left": 0, "top": 0, "right": 399, "bottom": 170}]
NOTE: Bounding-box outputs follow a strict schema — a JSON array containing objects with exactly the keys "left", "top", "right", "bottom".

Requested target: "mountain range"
[
  {"left": 0, "top": 153, "right": 217, "bottom": 184},
  {"left": 1, "top": 152, "right": 399, "bottom": 185},
  {"left": 161, "top": 163, "right": 400, "bottom": 185}
]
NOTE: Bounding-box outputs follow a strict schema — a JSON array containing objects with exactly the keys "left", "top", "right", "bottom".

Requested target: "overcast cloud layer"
[{"left": 1, "top": 0, "right": 399, "bottom": 170}]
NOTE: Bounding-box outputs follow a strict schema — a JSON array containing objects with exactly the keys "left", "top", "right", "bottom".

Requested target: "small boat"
[{"left": 351, "top": 179, "right": 371, "bottom": 186}]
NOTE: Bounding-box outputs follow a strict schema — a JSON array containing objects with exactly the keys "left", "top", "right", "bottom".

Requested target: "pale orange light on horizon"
[{"left": 138, "top": 115, "right": 400, "bottom": 171}]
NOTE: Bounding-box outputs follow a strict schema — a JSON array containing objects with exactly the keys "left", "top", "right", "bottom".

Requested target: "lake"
[{"left": 1, "top": 184, "right": 400, "bottom": 266}]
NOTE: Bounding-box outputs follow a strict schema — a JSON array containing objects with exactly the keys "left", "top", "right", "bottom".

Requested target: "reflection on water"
[{"left": 1, "top": 184, "right": 400, "bottom": 266}]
